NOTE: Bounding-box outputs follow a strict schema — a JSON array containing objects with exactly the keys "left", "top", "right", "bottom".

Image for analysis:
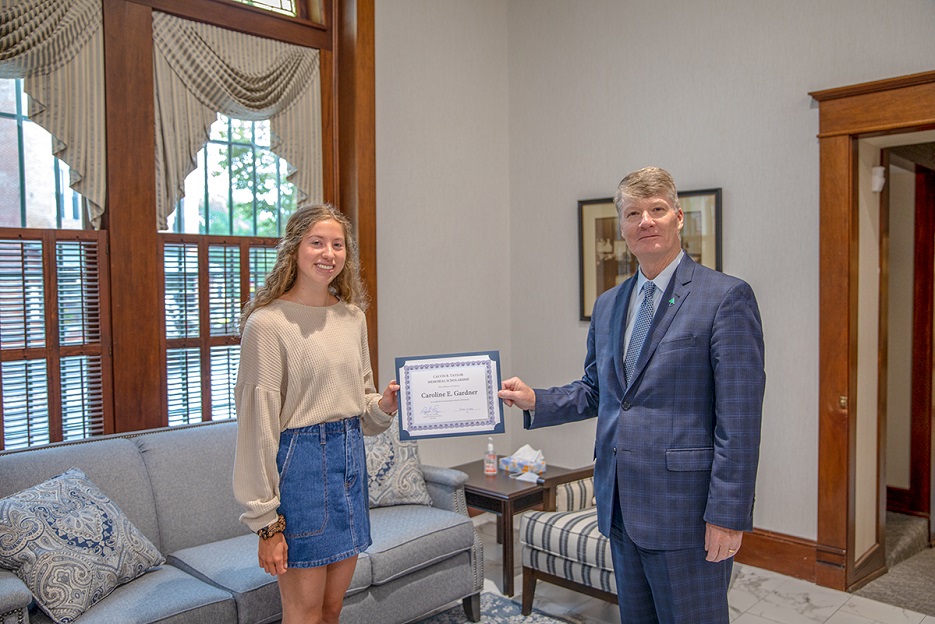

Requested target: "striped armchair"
[{"left": 519, "top": 468, "right": 617, "bottom": 615}]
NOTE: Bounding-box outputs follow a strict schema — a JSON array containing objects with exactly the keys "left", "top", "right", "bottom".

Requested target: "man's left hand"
[{"left": 704, "top": 523, "right": 742, "bottom": 562}]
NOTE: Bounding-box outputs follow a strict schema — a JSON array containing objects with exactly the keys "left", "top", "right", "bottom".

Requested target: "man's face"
[{"left": 619, "top": 194, "right": 684, "bottom": 265}]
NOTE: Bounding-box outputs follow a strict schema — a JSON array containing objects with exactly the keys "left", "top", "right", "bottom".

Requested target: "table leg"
[{"left": 501, "top": 501, "right": 515, "bottom": 596}]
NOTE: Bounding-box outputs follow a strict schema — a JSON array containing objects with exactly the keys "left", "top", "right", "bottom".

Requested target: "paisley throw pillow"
[
  {"left": 364, "top": 419, "right": 432, "bottom": 508},
  {"left": 0, "top": 468, "right": 165, "bottom": 624}
]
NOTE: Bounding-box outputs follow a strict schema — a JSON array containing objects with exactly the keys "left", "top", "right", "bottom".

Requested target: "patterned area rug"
[{"left": 412, "top": 592, "right": 574, "bottom": 624}]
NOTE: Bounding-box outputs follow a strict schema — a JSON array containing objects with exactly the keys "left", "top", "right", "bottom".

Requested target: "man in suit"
[{"left": 499, "top": 166, "right": 765, "bottom": 623}]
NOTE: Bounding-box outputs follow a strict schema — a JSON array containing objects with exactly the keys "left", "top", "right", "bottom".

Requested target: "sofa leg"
[
  {"left": 521, "top": 567, "right": 536, "bottom": 615},
  {"left": 462, "top": 593, "right": 481, "bottom": 622}
]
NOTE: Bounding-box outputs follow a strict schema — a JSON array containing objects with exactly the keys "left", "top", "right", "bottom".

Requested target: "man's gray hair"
[{"left": 613, "top": 166, "right": 680, "bottom": 220}]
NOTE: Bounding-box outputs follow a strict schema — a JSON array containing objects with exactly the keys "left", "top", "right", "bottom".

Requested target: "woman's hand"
[
  {"left": 258, "top": 532, "right": 288, "bottom": 576},
  {"left": 378, "top": 380, "right": 400, "bottom": 415}
]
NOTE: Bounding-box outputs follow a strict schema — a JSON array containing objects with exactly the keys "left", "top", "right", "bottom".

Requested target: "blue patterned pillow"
[
  {"left": 364, "top": 419, "right": 432, "bottom": 508},
  {"left": 0, "top": 468, "right": 165, "bottom": 624}
]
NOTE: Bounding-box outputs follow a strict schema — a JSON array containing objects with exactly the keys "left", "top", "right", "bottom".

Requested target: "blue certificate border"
[{"left": 395, "top": 350, "right": 504, "bottom": 440}]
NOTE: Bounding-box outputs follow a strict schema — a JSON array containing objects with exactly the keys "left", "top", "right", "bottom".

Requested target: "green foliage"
[{"left": 204, "top": 115, "right": 296, "bottom": 237}]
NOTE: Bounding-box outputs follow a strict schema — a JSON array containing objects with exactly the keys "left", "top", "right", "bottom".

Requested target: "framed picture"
[{"left": 578, "top": 188, "right": 722, "bottom": 320}]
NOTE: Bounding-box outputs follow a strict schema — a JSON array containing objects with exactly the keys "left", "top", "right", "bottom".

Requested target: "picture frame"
[{"left": 578, "top": 188, "right": 722, "bottom": 320}]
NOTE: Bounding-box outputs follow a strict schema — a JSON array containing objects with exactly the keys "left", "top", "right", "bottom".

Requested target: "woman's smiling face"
[{"left": 294, "top": 218, "right": 347, "bottom": 290}]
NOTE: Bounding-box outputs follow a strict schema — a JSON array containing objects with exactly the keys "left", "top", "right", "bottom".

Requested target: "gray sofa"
[{"left": 0, "top": 421, "right": 483, "bottom": 624}]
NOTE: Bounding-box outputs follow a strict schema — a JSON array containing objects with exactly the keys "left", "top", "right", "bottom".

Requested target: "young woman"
[{"left": 233, "top": 204, "right": 398, "bottom": 624}]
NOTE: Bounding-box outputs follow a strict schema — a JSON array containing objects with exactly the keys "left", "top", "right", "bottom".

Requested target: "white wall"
[
  {"left": 374, "top": 0, "right": 513, "bottom": 467},
  {"left": 375, "top": 0, "right": 935, "bottom": 543}
]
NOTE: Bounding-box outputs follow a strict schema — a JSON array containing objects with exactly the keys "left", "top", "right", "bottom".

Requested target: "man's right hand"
[{"left": 498, "top": 377, "right": 536, "bottom": 411}]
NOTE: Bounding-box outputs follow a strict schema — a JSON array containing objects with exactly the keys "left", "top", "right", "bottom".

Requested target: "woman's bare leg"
[
  {"left": 321, "top": 555, "right": 359, "bottom": 623},
  {"left": 276, "top": 555, "right": 359, "bottom": 624}
]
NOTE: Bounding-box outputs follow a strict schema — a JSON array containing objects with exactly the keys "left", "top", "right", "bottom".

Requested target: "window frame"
[
  {"left": 128, "top": 0, "right": 331, "bottom": 49},
  {"left": 0, "top": 0, "right": 376, "bottom": 446}
]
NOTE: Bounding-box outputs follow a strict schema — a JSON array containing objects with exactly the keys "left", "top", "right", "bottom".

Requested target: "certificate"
[{"left": 395, "top": 351, "right": 504, "bottom": 440}]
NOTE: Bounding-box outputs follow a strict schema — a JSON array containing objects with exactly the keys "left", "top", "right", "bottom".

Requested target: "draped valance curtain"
[
  {"left": 152, "top": 11, "right": 322, "bottom": 230},
  {"left": 0, "top": 1, "right": 323, "bottom": 230},
  {"left": 0, "top": 0, "right": 106, "bottom": 227}
]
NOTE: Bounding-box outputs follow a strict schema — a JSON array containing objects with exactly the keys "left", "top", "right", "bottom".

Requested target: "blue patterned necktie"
[{"left": 624, "top": 281, "right": 656, "bottom": 385}]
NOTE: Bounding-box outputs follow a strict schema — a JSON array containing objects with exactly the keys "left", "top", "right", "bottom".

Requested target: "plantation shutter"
[
  {"left": 161, "top": 236, "right": 276, "bottom": 425},
  {"left": 0, "top": 231, "right": 110, "bottom": 449}
]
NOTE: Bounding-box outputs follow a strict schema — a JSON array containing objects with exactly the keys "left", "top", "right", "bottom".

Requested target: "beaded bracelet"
[{"left": 257, "top": 514, "right": 286, "bottom": 540}]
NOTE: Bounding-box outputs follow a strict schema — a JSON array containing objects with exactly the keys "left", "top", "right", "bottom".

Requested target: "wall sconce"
[{"left": 871, "top": 166, "right": 886, "bottom": 193}]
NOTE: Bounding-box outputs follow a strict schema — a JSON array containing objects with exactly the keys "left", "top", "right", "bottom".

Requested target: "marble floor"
[{"left": 472, "top": 514, "right": 935, "bottom": 624}]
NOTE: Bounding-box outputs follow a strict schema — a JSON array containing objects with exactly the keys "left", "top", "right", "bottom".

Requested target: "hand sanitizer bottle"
[{"left": 484, "top": 437, "right": 497, "bottom": 475}]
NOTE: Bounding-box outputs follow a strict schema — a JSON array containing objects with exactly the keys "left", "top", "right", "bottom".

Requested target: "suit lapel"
[
  {"left": 613, "top": 276, "right": 637, "bottom": 391},
  {"left": 626, "top": 255, "right": 695, "bottom": 390}
]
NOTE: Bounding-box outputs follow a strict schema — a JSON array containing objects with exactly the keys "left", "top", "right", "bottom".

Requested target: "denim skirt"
[{"left": 276, "top": 417, "right": 372, "bottom": 568}]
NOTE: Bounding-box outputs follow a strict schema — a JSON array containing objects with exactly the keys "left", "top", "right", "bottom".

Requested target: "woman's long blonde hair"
[{"left": 239, "top": 204, "right": 368, "bottom": 333}]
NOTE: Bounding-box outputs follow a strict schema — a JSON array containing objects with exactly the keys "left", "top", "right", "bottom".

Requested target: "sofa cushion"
[
  {"left": 364, "top": 420, "right": 431, "bottom": 508},
  {"left": 167, "top": 533, "right": 280, "bottom": 624},
  {"left": 0, "top": 438, "right": 161, "bottom": 551},
  {"left": 365, "top": 505, "right": 474, "bottom": 585},
  {"left": 0, "top": 569, "right": 32, "bottom": 614},
  {"left": 520, "top": 508, "right": 612, "bottom": 573},
  {"left": 24, "top": 565, "right": 237, "bottom": 624},
  {"left": 0, "top": 468, "right": 165, "bottom": 624},
  {"left": 341, "top": 550, "right": 477, "bottom": 624},
  {"left": 169, "top": 532, "right": 373, "bottom": 624},
  {"left": 134, "top": 422, "right": 248, "bottom": 554}
]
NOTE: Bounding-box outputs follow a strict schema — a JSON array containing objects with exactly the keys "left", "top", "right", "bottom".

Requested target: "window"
[
  {"left": 226, "top": 0, "right": 325, "bottom": 23},
  {"left": 230, "top": 0, "right": 296, "bottom": 17},
  {"left": 166, "top": 115, "right": 297, "bottom": 237},
  {"left": 161, "top": 114, "right": 293, "bottom": 426},
  {"left": 0, "top": 0, "right": 350, "bottom": 447},
  {"left": 161, "top": 238, "right": 279, "bottom": 425},
  {"left": 0, "top": 79, "right": 108, "bottom": 451},
  {"left": 0, "top": 80, "right": 87, "bottom": 231},
  {"left": 0, "top": 94, "right": 292, "bottom": 445}
]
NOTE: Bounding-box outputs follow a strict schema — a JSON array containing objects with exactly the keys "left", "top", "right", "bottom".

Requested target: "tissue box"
[{"left": 499, "top": 456, "right": 547, "bottom": 474}]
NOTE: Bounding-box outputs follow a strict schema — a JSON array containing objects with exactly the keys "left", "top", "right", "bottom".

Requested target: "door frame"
[
  {"left": 810, "top": 70, "right": 935, "bottom": 591},
  {"left": 886, "top": 162, "right": 935, "bottom": 522}
]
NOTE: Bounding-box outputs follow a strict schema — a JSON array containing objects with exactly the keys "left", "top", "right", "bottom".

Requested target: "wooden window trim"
[
  {"left": 102, "top": 0, "right": 374, "bottom": 433},
  {"left": 127, "top": 0, "right": 331, "bottom": 49}
]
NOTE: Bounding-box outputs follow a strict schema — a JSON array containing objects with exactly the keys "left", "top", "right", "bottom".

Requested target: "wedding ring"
[{"left": 728, "top": 549, "right": 735, "bottom": 553}]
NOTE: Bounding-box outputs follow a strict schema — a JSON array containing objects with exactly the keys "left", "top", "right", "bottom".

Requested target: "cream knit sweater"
[{"left": 232, "top": 299, "right": 392, "bottom": 532}]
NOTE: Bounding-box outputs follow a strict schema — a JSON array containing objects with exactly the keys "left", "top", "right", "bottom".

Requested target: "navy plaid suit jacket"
[{"left": 527, "top": 254, "right": 765, "bottom": 551}]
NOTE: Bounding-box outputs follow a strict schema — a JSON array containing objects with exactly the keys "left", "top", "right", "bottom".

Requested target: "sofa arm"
[
  {"left": 0, "top": 569, "right": 32, "bottom": 624},
  {"left": 421, "top": 465, "right": 469, "bottom": 514}
]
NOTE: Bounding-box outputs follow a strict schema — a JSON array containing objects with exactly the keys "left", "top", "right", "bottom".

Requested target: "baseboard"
[
  {"left": 735, "top": 527, "right": 817, "bottom": 582},
  {"left": 886, "top": 486, "right": 928, "bottom": 517}
]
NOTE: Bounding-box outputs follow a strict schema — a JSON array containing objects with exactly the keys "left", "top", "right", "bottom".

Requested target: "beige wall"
[{"left": 374, "top": 0, "right": 935, "bottom": 543}]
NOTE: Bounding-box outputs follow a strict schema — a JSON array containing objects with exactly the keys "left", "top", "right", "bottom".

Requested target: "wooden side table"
[{"left": 452, "top": 459, "right": 589, "bottom": 597}]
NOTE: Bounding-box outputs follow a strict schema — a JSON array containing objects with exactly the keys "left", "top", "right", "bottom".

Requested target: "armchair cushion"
[
  {"left": 364, "top": 420, "right": 431, "bottom": 508},
  {"left": 521, "top": 508, "right": 612, "bottom": 574},
  {"left": 554, "top": 476, "right": 596, "bottom": 512},
  {"left": 0, "top": 468, "right": 164, "bottom": 624}
]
